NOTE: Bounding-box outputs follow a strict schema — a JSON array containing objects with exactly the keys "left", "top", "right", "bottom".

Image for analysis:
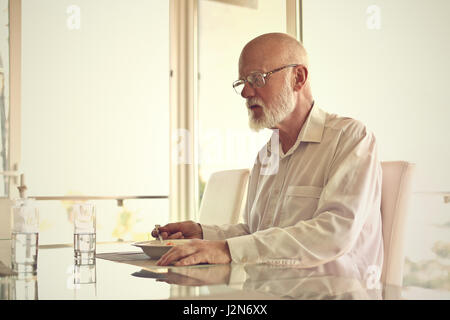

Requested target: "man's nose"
[{"left": 241, "top": 82, "right": 256, "bottom": 99}]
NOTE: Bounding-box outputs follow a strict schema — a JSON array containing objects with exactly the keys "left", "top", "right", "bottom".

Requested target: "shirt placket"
[{"left": 259, "top": 157, "right": 287, "bottom": 229}]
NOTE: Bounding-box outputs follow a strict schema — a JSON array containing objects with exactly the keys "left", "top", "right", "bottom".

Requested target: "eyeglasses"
[{"left": 232, "top": 64, "right": 299, "bottom": 95}]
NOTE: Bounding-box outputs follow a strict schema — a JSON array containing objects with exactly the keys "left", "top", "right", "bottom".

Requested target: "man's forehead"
[
  {"left": 239, "top": 62, "right": 268, "bottom": 77},
  {"left": 239, "top": 54, "right": 277, "bottom": 77},
  {"left": 238, "top": 43, "right": 284, "bottom": 76}
]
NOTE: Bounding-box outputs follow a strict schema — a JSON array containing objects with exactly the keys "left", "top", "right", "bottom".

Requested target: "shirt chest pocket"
[{"left": 280, "top": 186, "right": 323, "bottom": 226}]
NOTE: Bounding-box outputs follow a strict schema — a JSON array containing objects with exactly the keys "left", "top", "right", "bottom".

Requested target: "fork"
[{"left": 155, "top": 224, "right": 163, "bottom": 243}]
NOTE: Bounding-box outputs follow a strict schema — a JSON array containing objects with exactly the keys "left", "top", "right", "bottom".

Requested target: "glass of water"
[
  {"left": 11, "top": 199, "right": 39, "bottom": 274},
  {"left": 73, "top": 203, "right": 96, "bottom": 265}
]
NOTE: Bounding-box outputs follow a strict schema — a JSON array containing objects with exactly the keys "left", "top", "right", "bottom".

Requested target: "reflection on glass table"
[
  {"left": 147, "top": 261, "right": 384, "bottom": 300},
  {"left": 1, "top": 243, "right": 449, "bottom": 300},
  {"left": 0, "top": 272, "right": 38, "bottom": 300}
]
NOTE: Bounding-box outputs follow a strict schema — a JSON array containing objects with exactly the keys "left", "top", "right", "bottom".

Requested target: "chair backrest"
[
  {"left": 198, "top": 169, "right": 250, "bottom": 225},
  {"left": 380, "top": 161, "right": 415, "bottom": 287}
]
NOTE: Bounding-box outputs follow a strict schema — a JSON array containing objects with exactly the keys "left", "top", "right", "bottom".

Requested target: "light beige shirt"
[{"left": 202, "top": 104, "right": 384, "bottom": 280}]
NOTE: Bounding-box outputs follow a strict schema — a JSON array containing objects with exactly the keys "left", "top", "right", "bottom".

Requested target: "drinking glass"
[
  {"left": 11, "top": 199, "right": 39, "bottom": 274},
  {"left": 73, "top": 203, "right": 96, "bottom": 265}
]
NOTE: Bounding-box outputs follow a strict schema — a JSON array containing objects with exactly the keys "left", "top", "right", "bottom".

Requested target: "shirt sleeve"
[
  {"left": 226, "top": 124, "right": 382, "bottom": 267},
  {"left": 201, "top": 223, "right": 250, "bottom": 240}
]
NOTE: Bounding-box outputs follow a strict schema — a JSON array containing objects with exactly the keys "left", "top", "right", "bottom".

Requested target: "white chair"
[
  {"left": 198, "top": 169, "right": 250, "bottom": 225},
  {"left": 380, "top": 161, "right": 415, "bottom": 288}
]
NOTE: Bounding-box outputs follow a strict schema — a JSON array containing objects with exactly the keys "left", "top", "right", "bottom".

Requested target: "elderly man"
[{"left": 154, "top": 33, "right": 383, "bottom": 279}]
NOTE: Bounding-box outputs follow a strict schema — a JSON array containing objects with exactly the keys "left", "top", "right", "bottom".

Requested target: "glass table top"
[{"left": 1, "top": 242, "right": 448, "bottom": 300}]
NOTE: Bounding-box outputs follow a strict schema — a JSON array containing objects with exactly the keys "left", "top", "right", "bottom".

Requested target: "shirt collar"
[
  {"left": 299, "top": 102, "right": 326, "bottom": 144},
  {"left": 267, "top": 102, "right": 326, "bottom": 158}
]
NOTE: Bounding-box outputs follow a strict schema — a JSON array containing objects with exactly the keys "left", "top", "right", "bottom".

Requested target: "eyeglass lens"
[{"left": 233, "top": 73, "right": 265, "bottom": 95}]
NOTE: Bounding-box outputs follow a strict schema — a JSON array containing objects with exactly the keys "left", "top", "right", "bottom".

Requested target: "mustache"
[{"left": 246, "top": 98, "right": 265, "bottom": 109}]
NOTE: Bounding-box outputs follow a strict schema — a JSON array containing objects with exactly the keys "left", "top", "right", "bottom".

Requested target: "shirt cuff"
[
  {"left": 201, "top": 224, "right": 225, "bottom": 240},
  {"left": 226, "top": 234, "right": 261, "bottom": 264}
]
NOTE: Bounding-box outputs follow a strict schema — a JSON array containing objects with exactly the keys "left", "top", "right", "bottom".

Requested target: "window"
[
  {"left": 21, "top": 0, "right": 170, "bottom": 244},
  {"left": 197, "top": 0, "right": 287, "bottom": 206}
]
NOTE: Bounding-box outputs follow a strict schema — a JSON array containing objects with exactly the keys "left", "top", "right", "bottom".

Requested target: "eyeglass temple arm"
[{"left": 266, "top": 64, "right": 300, "bottom": 78}]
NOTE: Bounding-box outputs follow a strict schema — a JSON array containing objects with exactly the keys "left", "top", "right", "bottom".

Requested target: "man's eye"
[{"left": 254, "top": 76, "right": 265, "bottom": 87}]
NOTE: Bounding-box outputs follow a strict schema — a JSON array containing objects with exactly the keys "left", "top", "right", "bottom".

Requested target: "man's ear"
[{"left": 293, "top": 65, "right": 308, "bottom": 91}]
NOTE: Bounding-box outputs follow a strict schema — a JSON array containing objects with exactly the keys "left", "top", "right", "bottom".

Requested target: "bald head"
[{"left": 239, "top": 33, "right": 309, "bottom": 74}]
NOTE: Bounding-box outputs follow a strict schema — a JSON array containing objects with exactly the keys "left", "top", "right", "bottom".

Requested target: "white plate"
[{"left": 132, "top": 239, "right": 191, "bottom": 259}]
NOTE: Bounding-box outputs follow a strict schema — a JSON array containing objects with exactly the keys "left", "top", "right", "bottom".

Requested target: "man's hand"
[
  {"left": 152, "top": 221, "right": 203, "bottom": 240},
  {"left": 156, "top": 240, "right": 232, "bottom": 266}
]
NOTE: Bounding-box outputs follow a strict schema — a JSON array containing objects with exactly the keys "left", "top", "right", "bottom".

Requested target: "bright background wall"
[{"left": 302, "top": 0, "right": 450, "bottom": 290}]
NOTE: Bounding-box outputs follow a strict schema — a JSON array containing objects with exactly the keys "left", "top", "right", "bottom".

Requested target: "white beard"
[{"left": 247, "top": 77, "right": 295, "bottom": 132}]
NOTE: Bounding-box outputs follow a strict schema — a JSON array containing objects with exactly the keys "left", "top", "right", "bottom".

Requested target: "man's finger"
[
  {"left": 157, "top": 245, "right": 196, "bottom": 266},
  {"left": 160, "top": 232, "right": 169, "bottom": 240},
  {"left": 156, "top": 247, "right": 176, "bottom": 266},
  {"left": 153, "top": 229, "right": 170, "bottom": 239},
  {"left": 158, "top": 249, "right": 184, "bottom": 266},
  {"left": 174, "top": 253, "right": 204, "bottom": 266},
  {"left": 159, "top": 222, "right": 183, "bottom": 234},
  {"left": 168, "top": 232, "right": 183, "bottom": 239}
]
